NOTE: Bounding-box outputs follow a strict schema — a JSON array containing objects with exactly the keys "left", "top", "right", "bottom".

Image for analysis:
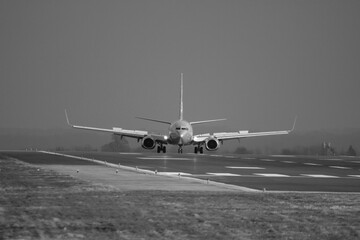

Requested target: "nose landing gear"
[
  {"left": 178, "top": 147, "right": 182, "bottom": 153},
  {"left": 178, "top": 146, "right": 183, "bottom": 154}
]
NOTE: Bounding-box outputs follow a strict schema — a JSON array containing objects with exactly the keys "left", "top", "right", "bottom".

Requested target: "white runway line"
[
  {"left": 186, "top": 153, "right": 208, "bottom": 156},
  {"left": 282, "top": 161, "right": 295, "bottom": 164},
  {"left": 38, "top": 151, "right": 153, "bottom": 174},
  {"left": 243, "top": 157, "right": 256, "bottom": 160},
  {"left": 304, "top": 163, "right": 322, "bottom": 166},
  {"left": 254, "top": 173, "right": 290, "bottom": 177},
  {"left": 158, "top": 172, "right": 192, "bottom": 176},
  {"left": 351, "top": 161, "right": 360, "bottom": 164},
  {"left": 226, "top": 166, "right": 265, "bottom": 170},
  {"left": 137, "top": 157, "right": 191, "bottom": 160},
  {"left": 210, "top": 155, "right": 223, "bottom": 157},
  {"left": 329, "top": 166, "right": 351, "bottom": 169},
  {"left": 348, "top": 175, "right": 360, "bottom": 178},
  {"left": 207, "top": 173, "right": 241, "bottom": 176},
  {"left": 261, "top": 159, "right": 275, "bottom": 162},
  {"left": 301, "top": 174, "right": 339, "bottom": 178},
  {"left": 225, "top": 156, "right": 236, "bottom": 158}
]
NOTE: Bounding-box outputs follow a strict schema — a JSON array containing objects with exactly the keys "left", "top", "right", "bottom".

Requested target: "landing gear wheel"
[
  {"left": 199, "top": 147, "right": 203, "bottom": 154},
  {"left": 157, "top": 146, "right": 166, "bottom": 153},
  {"left": 178, "top": 148, "right": 183, "bottom": 154},
  {"left": 194, "top": 147, "right": 198, "bottom": 154}
]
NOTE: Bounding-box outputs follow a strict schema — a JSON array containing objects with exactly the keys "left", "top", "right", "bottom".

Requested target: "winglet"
[
  {"left": 64, "top": 109, "right": 72, "bottom": 126},
  {"left": 289, "top": 116, "right": 297, "bottom": 132}
]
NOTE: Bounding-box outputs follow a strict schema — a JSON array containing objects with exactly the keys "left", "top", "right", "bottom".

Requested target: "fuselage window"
[{"left": 181, "top": 127, "right": 188, "bottom": 130}]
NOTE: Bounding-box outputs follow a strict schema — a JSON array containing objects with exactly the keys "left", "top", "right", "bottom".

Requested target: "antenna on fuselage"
[{"left": 179, "top": 73, "right": 184, "bottom": 120}]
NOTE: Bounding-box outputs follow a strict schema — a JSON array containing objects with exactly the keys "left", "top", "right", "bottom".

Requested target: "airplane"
[{"left": 65, "top": 73, "right": 296, "bottom": 154}]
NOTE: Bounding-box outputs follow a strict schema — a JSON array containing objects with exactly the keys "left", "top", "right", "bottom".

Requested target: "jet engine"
[
  {"left": 141, "top": 136, "right": 156, "bottom": 149},
  {"left": 205, "top": 137, "right": 220, "bottom": 151}
]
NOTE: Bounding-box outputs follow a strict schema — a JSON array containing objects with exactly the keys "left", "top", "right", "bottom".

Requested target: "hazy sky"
[{"left": 1, "top": 0, "right": 360, "bottom": 132}]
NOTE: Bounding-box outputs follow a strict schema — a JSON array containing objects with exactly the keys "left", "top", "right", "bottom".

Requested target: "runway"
[{"left": 4, "top": 151, "right": 359, "bottom": 193}]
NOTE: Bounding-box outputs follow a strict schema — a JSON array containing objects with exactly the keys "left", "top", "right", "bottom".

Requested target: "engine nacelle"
[
  {"left": 205, "top": 137, "right": 220, "bottom": 151},
  {"left": 141, "top": 136, "right": 156, "bottom": 149}
]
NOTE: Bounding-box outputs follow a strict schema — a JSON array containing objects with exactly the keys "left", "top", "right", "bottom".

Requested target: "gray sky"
[{"left": 1, "top": 0, "right": 360, "bottom": 132}]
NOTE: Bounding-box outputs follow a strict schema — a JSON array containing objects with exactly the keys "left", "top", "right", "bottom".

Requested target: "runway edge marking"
[
  {"left": 38, "top": 151, "right": 260, "bottom": 193},
  {"left": 301, "top": 174, "right": 339, "bottom": 178},
  {"left": 254, "top": 173, "right": 290, "bottom": 177},
  {"left": 226, "top": 166, "right": 265, "bottom": 170},
  {"left": 207, "top": 173, "right": 241, "bottom": 176}
]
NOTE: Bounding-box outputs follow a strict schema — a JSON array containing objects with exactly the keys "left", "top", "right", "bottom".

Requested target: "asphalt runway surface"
[{"left": 3, "top": 151, "right": 360, "bottom": 193}]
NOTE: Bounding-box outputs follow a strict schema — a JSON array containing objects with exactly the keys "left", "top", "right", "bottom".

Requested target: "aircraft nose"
[
  {"left": 179, "top": 133, "right": 189, "bottom": 145},
  {"left": 170, "top": 132, "right": 180, "bottom": 140}
]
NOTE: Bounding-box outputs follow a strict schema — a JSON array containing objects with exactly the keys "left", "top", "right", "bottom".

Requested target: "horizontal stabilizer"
[
  {"left": 190, "top": 118, "right": 227, "bottom": 125},
  {"left": 136, "top": 117, "right": 171, "bottom": 125}
]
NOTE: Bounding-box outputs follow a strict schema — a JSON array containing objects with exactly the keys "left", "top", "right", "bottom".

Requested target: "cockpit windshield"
[{"left": 176, "top": 127, "right": 188, "bottom": 130}]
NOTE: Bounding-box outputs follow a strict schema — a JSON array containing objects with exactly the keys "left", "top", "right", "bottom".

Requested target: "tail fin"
[{"left": 179, "top": 73, "right": 184, "bottom": 120}]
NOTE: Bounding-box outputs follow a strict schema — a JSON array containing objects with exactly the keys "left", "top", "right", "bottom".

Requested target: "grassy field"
[{"left": 0, "top": 156, "right": 359, "bottom": 240}]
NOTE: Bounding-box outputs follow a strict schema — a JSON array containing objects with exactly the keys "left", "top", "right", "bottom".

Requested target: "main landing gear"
[
  {"left": 194, "top": 146, "right": 204, "bottom": 154},
  {"left": 176, "top": 146, "right": 204, "bottom": 154},
  {"left": 157, "top": 145, "right": 166, "bottom": 153}
]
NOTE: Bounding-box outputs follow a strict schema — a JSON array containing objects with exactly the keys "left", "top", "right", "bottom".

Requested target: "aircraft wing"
[
  {"left": 193, "top": 117, "right": 297, "bottom": 143},
  {"left": 65, "top": 110, "right": 167, "bottom": 142}
]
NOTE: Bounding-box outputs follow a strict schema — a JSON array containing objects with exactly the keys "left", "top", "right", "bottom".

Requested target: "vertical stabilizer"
[{"left": 179, "top": 73, "right": 184, "bottom": 120}]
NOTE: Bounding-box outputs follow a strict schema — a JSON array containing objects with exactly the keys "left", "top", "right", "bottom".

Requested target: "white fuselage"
[{"left": 168, "top": 120, "right": 193, "bottom": 146}]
